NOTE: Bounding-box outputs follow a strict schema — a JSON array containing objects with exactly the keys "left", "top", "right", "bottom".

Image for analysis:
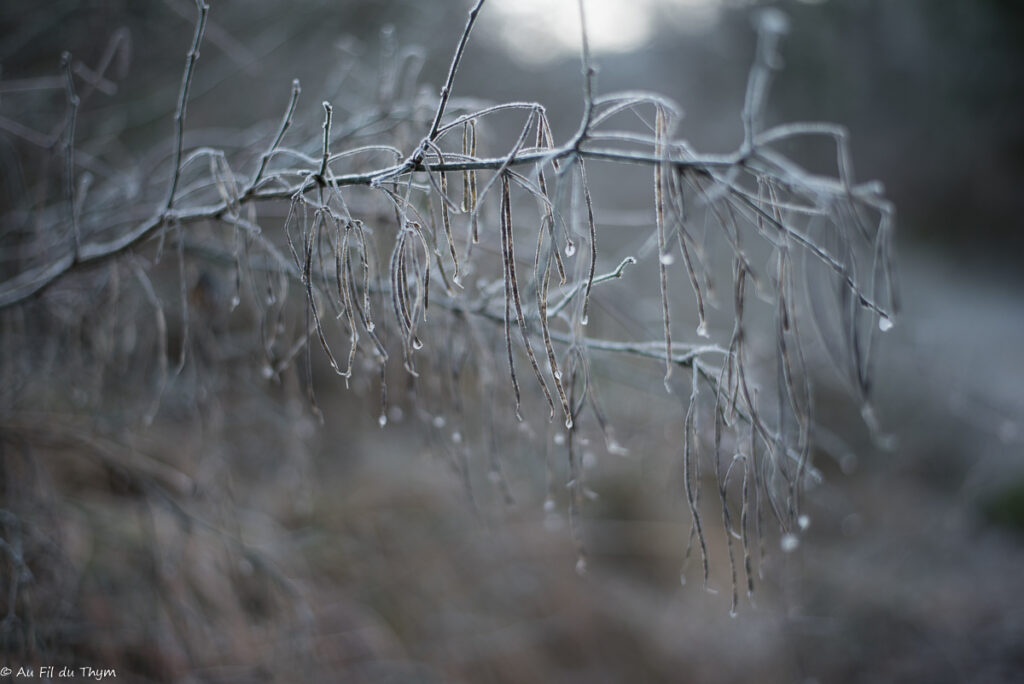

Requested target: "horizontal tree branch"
[{"left": 0, "top": 139, "right": 846, "bottom": 310}]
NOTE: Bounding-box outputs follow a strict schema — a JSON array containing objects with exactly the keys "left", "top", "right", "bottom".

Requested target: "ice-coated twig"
[
  {"left": 60, "top": 52, "right": 80, "bottom": 259},
  {"left": 248, "top": 79, "right": 301, "bottom": 193},
  {"left": 166, "top": 0, "right": 209, "bottom": 211},
  {"left": 414, "top": 0, "right": 487, "bottom": 166}
]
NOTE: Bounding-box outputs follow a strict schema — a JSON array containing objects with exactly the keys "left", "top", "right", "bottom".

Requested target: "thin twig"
[
  {"left": 60, "top": 52, "right": 80, "bottom": 259},
  {"left": 419, "top": 0, "right": 488, "bottom": 158},
  {"left": 166, "top": 0, "right": 209, "bottom": 210},
  {"left": 248, "top": 79, "right": 301, "bottom": 192}
]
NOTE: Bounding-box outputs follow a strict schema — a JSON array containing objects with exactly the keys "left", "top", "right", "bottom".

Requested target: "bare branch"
[{"left": 166, "top": 0, "right": 210, "bottom": 210}]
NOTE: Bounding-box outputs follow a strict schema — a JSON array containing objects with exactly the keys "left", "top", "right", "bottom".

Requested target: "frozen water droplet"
[
  {"left": 879, "top": 316, "right": 894, "bottom": 332},
  {"left": 261, "top": 365, "right": 274, "bottom": 379},
  {"left": 696, "top": 321, "right": 709, "bottom": 338},
  {"left": 564, "top": 416, "right": 573, "bottom": 429},
  {"left": 757, "top": 7, "right": 790, "bottom": 35},
  {"left": 607, "top": 440, "right": 629, "bottom": 456},
  {"left": 580, "top": 314, "right": 588, "bottom": 326},
  {"left": 679, "top": 572, "right": 686, "bottom": 586},
  {"left": 659, "top": 252, "right": 675, "bottom": 265},
  {"left": 543, "top": 498, "right": 556, "bottom": 513},
  {"left": 584, "top": 488, "right": 599, "bottom": 501},
  {"left": 575, "top": 557, "right": 587, "bottom": 576},
  {"left": 378, "top": 414, "right": 387, "bottom": 428},
  {"left": 432, "top": 415, "right": 446, "bottom": 428},
  {"left": 582, "top": 451, "right": 597, "bottom": 470},
  {"left": 266, "top": 295, "right": 276, "bottom": 306},
  {"left": 780, "top": 533, "right": 800, "bottom": 553},
  {"left": 366, "top": 322, "right": 375, "bottom": 333},
  {"left": 230, "top": 295, "right": 241, "bottom": 310},
  {"left": 798, "top": 514, "right": 810, "bottom": 530},
  {"left": 565, "top": 241, "right": 576, "bottom": 257},
  {"left": 451, "top": 431, "right": 462, "bottom": 444},
  {"left": 412, "top": 339, "right": 423, "bottom": 350},
  {"left": 860, "top": 403, "right": 880, "bottom": 432},
  {"left": 553, "top": 433, "right": 566, "bottom": 446},
  {"left": 553, "top": 370, "right": 562, "bottom": 380},
  {"left": 729, "top": 608, "right": 738, "bottom": 618}
]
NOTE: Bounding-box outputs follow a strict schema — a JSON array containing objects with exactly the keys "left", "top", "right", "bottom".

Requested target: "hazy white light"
[{"left": 484, "top": 0, "right": 723, "bottom": 64}]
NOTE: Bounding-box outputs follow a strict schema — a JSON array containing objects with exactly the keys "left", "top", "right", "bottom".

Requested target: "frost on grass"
[{"left": 0, "top": 0, "right": 896, "bottom": 622}]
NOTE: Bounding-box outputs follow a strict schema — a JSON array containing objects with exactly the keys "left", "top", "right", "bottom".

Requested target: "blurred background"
[{"left": 1, "top": 0, "right": 1022, "bottom": 681}]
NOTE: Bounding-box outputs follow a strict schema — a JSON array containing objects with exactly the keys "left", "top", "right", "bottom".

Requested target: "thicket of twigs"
[{"left": 0, "top": 0, "right": 896, "bottom": 670}]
